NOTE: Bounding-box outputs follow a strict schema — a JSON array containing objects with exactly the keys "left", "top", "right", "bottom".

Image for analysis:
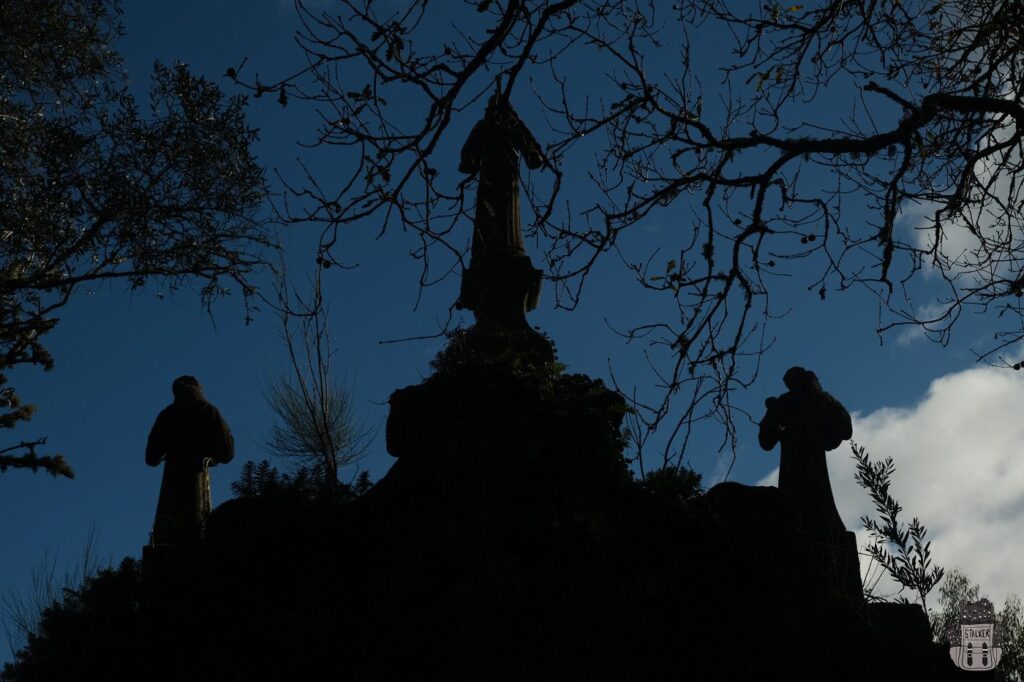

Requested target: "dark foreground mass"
[{"left": 3, "top": 349, "right": 967, "bottom": 681}]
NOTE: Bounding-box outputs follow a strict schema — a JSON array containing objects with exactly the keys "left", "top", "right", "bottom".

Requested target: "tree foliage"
[
  {"left": 236, "top": 0, "right": 1024, "bottom": 468},
  {"left": 0, "top": 0, "right": 273, "bottom": 476},
  {"left": 852, "top": 442, "right": 944, "bottom": 612},
  {"left": 230, "top": 458, "right": 372, "bottom": 502},
  {"left": 641, "top": 464, "right": 703, "bottom": 505}
]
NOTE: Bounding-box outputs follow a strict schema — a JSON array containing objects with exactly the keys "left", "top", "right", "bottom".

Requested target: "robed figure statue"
[
  {"left": 459, "top": 93, "right": 545, "bottom": 261},
  {"left": 758, "top": 367, "right": 852, "bottom": 534},
  {"left": 455, "top": 93, "right": 549, "bottom": 335},
  {"left": 146, "top": 375, "right": 234, "bottom": 545}
]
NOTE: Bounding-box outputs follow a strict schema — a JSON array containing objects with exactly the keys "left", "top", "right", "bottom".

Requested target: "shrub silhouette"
[
  {"left": 642, "top": 465, "right": 703, "bottom": 505},
  {"left": 1, "top": 559, "right": 142, "bottom": 681}
]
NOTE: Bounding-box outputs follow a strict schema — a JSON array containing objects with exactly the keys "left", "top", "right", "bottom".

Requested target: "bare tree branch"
[
  {"left": 262, "top": 261, "right": 376, "bottom": 487},
  {"left": 245, "top": 0, "right": 1024, "bottom": 470}
]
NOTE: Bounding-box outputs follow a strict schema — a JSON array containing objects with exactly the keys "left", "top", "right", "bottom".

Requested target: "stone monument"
[
  {"left": 455, "top": 92, "right": 553, "bottom": 362},
  {"left": 145, "top": 375, "right": 235, "bottom": 545},
  {"left": 758, "top": 366, "right": 850, "bottom": 534},
  {"left": 758, "top": 366, "right": 862, "bottom": 600}
]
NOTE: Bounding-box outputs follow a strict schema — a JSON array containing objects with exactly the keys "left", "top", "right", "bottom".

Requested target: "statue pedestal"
[
  {"left": 803, "top": 528, "right": 865, "bottom": 604},
  {"left": 456, "top": 253, "right": 553, "bottom": 363},
  {"left": 458, "top": 254, "right": 543, "bottom": 316}
]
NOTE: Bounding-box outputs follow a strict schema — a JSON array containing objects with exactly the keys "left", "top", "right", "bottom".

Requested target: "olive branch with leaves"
[{"left": 851, "top": 441, "right": 945, "bottom": 612}]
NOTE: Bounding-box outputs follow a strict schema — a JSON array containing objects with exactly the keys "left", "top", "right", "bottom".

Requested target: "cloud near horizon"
[{"left": 757, "top": 364, "right": 1024, "bottom": 611}]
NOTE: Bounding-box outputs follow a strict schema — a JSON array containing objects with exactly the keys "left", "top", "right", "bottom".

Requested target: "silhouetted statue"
[
  {"left": 146, "top": 376, "right": 234, "bottom": 544},
  {"left": 758, "top": 367, "right": 852, "bottom": 534},
  {"left": 453, "top": 92, "right": 553, "bottom": 362},
  {"left": 459, "top": 93, "right": 544, "bottom": 261}
]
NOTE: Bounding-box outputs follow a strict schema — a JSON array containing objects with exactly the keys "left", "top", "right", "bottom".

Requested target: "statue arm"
[
  {"left": 145, "top": 409, "right": 171, "bottom": 466},
  {"left": 822, "top": 393, "right": 853, "bottom": 451},
  {"left": 208, "top": 405, "right": 235, "bottom": 464},
  {"left": 517, "top": 121, "right": 545, "bottom": 169},
  {"left": 758, "top": 423, "right": 780, "bottom": 451},
  {"left": 458, "top": 120, "right": 486, "bottom": 174},
  {"left": 758, "top": 398, "right": 782, "bottom": 451},
  {"left": 220, "top": 419, "right": 235, "bottom": 464}
]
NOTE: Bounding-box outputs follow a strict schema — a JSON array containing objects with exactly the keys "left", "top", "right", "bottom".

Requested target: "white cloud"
[{"left": 757, "top": 364, "right": 1024, "bottom": 610}]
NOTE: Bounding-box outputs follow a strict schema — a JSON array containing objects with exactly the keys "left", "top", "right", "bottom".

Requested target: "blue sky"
[{"left": 3, "top": 1, "right": 1022, "bottom": 663}]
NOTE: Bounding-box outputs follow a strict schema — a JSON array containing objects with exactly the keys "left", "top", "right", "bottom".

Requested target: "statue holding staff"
[{"left": 146, "top": 375, "right": 234, "bottom": 545}]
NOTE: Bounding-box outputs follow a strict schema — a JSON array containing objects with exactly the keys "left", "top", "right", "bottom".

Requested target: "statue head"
[
  {"left": 782, "top": 366, "right": 821, "bottom": 393},
  {"left": 171, "top": 375, "right": 203, "bottom": 402},
  {"left": 479, "top": 94, "right": 544, "bottom": 170}
]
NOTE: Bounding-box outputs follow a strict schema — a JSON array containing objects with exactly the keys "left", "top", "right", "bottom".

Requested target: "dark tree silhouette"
[
  {"left": 0, "top": 558, "right": 142, "bottom": 682},
  {"left": 641, "top": 464, "right": 703, "bottom": 505},
  {"left": 232, "top": 0, "right": 1024, "bottom": 470},
  {"left": 0, "top": 0, "right": 272, "bottom": 477}
]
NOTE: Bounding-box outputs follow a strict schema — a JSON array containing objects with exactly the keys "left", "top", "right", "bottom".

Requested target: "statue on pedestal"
[
  {"left": 145, "top": 375, "right": 234, "bottom": 545},
  {"left": 759, "top": 367, "right": 861, "bottom": 600},
  {"left": 455, "top": 92, "right": 551, "bottom": 361}
]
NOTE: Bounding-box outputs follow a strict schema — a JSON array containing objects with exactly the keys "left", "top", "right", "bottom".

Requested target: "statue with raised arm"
[
  {"left": 455, "top": 91, "right": 550, "bottom": 356},
  {"left": 758, "top": 367, "right": 852, "bottom": 534},
  {"left": 146, "top": 375, "right": 234, "bottom": 545},
  {"left": 459, "top": 93, "right": 545, "bottom": 261}
]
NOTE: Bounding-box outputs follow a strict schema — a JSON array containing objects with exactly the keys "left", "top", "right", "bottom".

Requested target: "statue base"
[
  {"left": 454, "top": 252, "right": 553, "bottom": 364},
  {"left": 803, "top": 528, "right": 865, "bottom": 604},
  {"left": 457, "top": 253, "right": 543, "bottom": 330}
]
